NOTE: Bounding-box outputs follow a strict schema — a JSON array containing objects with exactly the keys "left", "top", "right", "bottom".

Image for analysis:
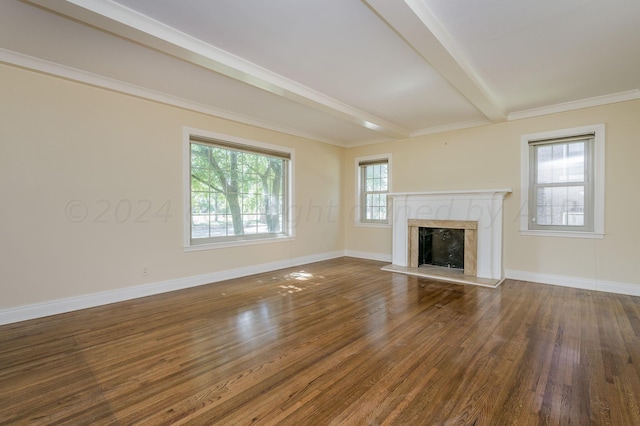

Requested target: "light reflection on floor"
[
  {"left": 231, "top": 270, "right": 327, "bottom": 351},
  {"left": 233, "top": 301, "right": 279, "bottom": 350},
  {"left": 278, "top": 284, "right": 303, "bottom": 294},
  {"left": 276, "top": 270, "right": 323, "bottom": 295},
  {"left": 286, "top": 271, "right": 313, "bottom": 281}
]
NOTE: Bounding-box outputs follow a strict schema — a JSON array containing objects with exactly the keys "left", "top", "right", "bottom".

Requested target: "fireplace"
[
  {"left": 409, "top": 219, "right": 477, "bottom": 276},
  {"left": 419, "top": 228, "right": 465, "bottom": 269},
  {"left": 383, "top": 190, "right": 511, "bottom": 287}
]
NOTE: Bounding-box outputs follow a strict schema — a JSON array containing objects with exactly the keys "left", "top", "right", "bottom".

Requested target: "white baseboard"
[
  {"left": 505, "top": 269, "right": 640, "bottom": 297},
  {"left": 9, "top": 256, "right": 634, "bottom": 326},
  {"left": 344, "top": 250, "right": 392, "bottom": 263},
  {"left": 0, "top": 251, "right": 344, "bottom": 326}
]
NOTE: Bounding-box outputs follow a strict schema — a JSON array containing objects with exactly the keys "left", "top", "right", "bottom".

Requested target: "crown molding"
[
  {"left": 0, "top": 48, "right": 346, "bottom": 146},
  {"left": 25, "top": 0, "right": 410, "bottom": 140},
  {"left": 411, "top": 119, "right": 492, "bottom": 137},
  {"left": 508, "top": 90, "right": 640, "bottom": 121},
  {"left": 6, "top": 46, "right": 637, "bottom": 150}
]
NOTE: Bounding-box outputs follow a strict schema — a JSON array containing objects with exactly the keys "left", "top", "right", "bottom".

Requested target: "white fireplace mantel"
[{"left": 388, "top": 189, "right": 511, "bottom": 281}]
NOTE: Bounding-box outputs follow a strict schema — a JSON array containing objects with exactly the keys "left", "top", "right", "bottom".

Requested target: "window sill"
[
  {"left": 355, "top": 221, "right": 392, "bottom": 229},
  {"left": 520, "top": 230, "right": 604, "bottom": 239},
  {"left": 184, "top": 235, "right": 294, "bottom": 252}
]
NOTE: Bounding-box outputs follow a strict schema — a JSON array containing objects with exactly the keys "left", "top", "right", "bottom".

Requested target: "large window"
[
  {"left": 185, "top": 130, "right": 292, "bottom": 248},
  {"left": 521, "top": 124, "right": 604, "bottom": 238},
  {"left": 357, "top": 155, "right": 391, "bottom": 225}
]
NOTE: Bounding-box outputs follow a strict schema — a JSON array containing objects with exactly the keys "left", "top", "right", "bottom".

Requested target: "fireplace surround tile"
[{"left": 408, "top": 219, "right": 477, "bottom": 276}]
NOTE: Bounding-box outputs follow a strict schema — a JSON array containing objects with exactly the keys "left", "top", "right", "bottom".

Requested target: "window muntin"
[
  {"left": 359, "top": 159, "right": 389, "bottom": 223},
  {"left": 521, "top": 124, "right": 604, "bottom": 238},
  {"left": 189, "top": 136, "right": 290, "bottom": 246}
]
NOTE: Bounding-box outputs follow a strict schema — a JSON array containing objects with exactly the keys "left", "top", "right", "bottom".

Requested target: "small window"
[
  {"left": 357, "top": 155, "right": 390, "bottom": 225},
  {"left": 521, "top": 124, "right": 604, "bottom": 238},
  {"left": 184, "top": 129, "right": 292, "bottom": 248}
]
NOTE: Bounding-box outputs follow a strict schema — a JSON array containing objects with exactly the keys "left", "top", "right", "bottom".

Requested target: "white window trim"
[
  {"left": 183, "top": 127, "right": 295, "bottom": 251},
  {"left": 355, "top": 153, "right": 392, "bottom": 228},
  {"left": 520, "top": 124, "right": 605, "bottom": 239}
]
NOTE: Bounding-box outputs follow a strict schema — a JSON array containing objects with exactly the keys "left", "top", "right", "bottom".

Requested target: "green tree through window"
[{"left": 190, "top": 139, "right": 289, "bottom": 243}]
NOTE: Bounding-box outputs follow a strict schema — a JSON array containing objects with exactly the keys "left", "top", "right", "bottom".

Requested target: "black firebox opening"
[{"left": 418, "top": 227, "right": 465, "bottom": 269}]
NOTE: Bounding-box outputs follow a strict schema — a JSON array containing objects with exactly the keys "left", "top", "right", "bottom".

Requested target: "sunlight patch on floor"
[
  {"left": 286, "top": 271, "right": 313, "bottom": 281},
  {"left": 279, "top": 285, "right": 303, "bottom": 294}
]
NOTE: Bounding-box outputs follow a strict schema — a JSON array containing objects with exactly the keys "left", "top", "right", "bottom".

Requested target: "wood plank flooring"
[{"left": 1, "top": 257, "right": 639, "bottom": 425}]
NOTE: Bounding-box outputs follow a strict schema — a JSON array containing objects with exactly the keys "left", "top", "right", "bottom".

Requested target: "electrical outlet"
[{"left": 142, "top": 265, "right": 149, "bottom": 276}]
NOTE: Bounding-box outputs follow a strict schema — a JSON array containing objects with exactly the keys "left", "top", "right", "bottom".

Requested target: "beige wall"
[
  {"left": 343, "top": 99, "right": 640, "bottom": 286},
  {"left": 0, "top": 64, "right": 344, "bottom": 309},
  {"left": 2, "top": 62, "right": 639, "bottom": 313}
]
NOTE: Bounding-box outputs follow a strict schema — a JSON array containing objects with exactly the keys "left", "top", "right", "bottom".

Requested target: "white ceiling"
[{"left": 2, "top": 0, "right": 639, "bottom": 147}]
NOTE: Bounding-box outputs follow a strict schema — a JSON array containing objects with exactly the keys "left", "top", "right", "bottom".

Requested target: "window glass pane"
[
  {"left": 190, "top": 174, "right": 210, "bottom": 193},
  {"left": 366, "top": 194, "right": 385, "bottom": 221},
  {"left": 243, "top": 216, "right": 258, "bottom": 234},
  {"left": 191, "top": 215, "right": 210, "bottom": 239},
  {"left": 536, "top": 142, "right": 585, "bottom": 184},
  {"left": 226, "top": 216, "right": 235, "bottom": 236},
  {"left": 360, "top": 161, "right": 389, "bottom": 222},
  {"left": 365, "top": 175, "right": 373, "bottom": 191},
  {"left": 566, "top": 143, "right": 585, "bottom": 181},
  {"left": 536, "top": 186, "right": 585, "bottom": 226},
  {"left": 190, "top": 141, "right": 287, "bottom": 242},
  {"left": 191, "top": 192, "right": 209, "bottom": 214},
  {"left": 377, "top": 194, "right": 387, "bottom": 208},
  {"left": 366, "top": 193, "right": 374, "bottom": 206},
  {"left": 380, "top": 164, "right": 388, "bottom": 190}
]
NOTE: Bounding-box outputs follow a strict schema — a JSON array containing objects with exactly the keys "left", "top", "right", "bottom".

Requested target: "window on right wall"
[{"left": 520, "top": 124, "right": 605, "bottom": 238}]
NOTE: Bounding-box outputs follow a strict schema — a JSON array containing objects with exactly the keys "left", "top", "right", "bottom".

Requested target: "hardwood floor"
[{"left": 1, "top": 257, "right": 639, "bottom": 425}]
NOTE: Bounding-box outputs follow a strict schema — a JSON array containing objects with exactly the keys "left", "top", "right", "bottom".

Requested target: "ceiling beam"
[
  {"left": 25, "top": 0, "right": 411, "bottom": 140},
  {"left": 364, "top": 0, "right": 506, "bottom": 123}
]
